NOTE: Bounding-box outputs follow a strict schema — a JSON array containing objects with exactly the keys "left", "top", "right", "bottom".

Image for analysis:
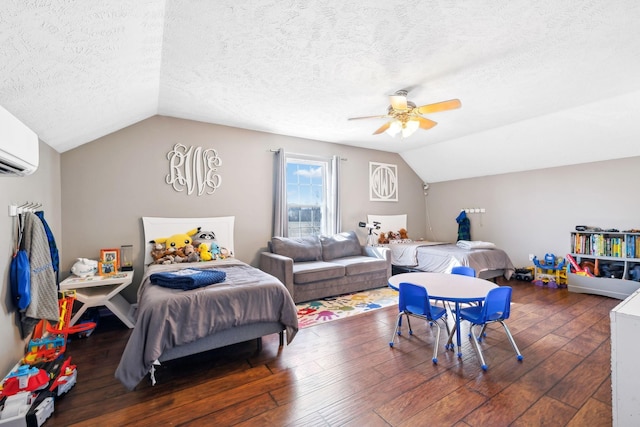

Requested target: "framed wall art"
[{"left": 369, "top": 162, "right": 398, "bottom": 202}]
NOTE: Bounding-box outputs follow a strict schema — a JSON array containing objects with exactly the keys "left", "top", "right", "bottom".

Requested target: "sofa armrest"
[
  {"left": 260, "top": 252, "right": 295, "bottom": 297},
  {"left": 363, "top": 245, "right": 392, "bottom": 277}
]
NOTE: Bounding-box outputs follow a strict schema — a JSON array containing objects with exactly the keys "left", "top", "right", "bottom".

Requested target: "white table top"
[
  {"left": 388, "top": 272, "right": 498, "bottom": 302},
  {"left": 60, "top": 270, "right": 134, "bottom": 289}
]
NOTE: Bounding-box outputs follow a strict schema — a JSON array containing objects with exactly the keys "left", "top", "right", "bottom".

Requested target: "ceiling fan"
[{"left": 348, "top": 90, "right": 461, "bottom": 138}]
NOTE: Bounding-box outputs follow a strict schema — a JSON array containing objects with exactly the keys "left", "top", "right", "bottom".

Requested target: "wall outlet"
[{"left": 528, "top": 253, "right": 535, "bottom": 261}]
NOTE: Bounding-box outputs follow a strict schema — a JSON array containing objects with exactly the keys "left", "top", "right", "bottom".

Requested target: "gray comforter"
[
  {"left": 415, "top": 243, "right": 515, "bottom": 278},
  {"left": 115, "top": 259, "right": 298, "bottom": 390}
]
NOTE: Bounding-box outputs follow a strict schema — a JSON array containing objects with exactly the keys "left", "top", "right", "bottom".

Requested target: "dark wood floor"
[{"left": 47, "top": 278, "right": 619, "bottom": 426}]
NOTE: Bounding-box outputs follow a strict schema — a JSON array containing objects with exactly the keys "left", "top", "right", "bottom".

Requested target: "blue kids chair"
[
  {"left": 389, "top": 282, "right": 450, "bottom": 364},
  {"left": 457, "top": 286, "right": 523, "bottom": 370},
  {"left": 451, "top": 265, "right": 476, "bottom": 277}
]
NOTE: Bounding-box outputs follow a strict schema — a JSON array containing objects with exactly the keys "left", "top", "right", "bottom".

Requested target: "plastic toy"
[
  {"left": 532, "top": 253, "right": 567, "bottom": 288},
  {"left": 0, "top": 390, "right": 54, "bottom": 427},
  {"left": 23, "top": 291, "right": 96, "bottom": 365},
  {"left": 48, "top": 358, "right": 77, "bottom": 397},
  {"left": 513, "top": 267, "right": 534, "bottom": 281},
  {"left": 0, "top": 366, "right": 49, "bottom": 397},
  {"left": 566, "top": 254, "right": 594, "bottom": 277}
]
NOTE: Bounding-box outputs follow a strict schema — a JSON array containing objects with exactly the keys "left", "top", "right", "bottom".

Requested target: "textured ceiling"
[{"left": 2, "top": 0, "right": 640, "bottom": 182}]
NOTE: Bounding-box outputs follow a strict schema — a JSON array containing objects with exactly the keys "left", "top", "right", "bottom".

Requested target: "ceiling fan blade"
[
  {"left": 348, "top": 115, "right": 389, "bottom": 121},
  {"left": 417, "top": 116, "right": 438, "bottom": 130},
  {"left": 390, "top": 94, "right": 408, "bottom": 111},
  {"left": 373, "top": 121, "right": 392, "bottom": 135},
  {"left": 417, "top": 99, "right": 462, "bottom": 115}
]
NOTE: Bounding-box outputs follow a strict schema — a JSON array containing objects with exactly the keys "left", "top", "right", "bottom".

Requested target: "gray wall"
[
  {"left": 60, "top": 116, "right": 427, "bottom": 301},
  {"left": 424, "top": 156, "right": 640, "bottom": 268},
  {"left": 0, "top": 142, "right": 61, "bottom": 377}
]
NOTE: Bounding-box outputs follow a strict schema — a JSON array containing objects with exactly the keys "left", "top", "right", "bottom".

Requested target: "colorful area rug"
[{"left": 296, "top": 287, "right": 399, "bottom": 328}]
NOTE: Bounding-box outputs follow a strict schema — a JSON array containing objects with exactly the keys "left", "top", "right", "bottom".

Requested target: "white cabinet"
[
  {"left": 611, "top": 289, "right": 640, "bottom": 426},
  {"left": 568, "top": 231, "right": 640, "bottom": 300}
]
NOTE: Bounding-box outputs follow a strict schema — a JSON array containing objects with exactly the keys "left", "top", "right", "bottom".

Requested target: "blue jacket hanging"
[
  {"left": 456, "top": 211, "right": 471, "bottom": 241},
  {"left": 10, "top": 250, "right": 31, "bottom": 311}
]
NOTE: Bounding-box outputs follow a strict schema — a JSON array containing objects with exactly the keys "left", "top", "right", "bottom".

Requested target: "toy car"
[{"left": 514, "top": 268, "right": 534, "bottom": 281}]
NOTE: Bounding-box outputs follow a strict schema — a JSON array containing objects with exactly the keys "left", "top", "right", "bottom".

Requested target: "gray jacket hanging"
[{"left": 20, "top": 211, "right": 59, "bottom": 337}]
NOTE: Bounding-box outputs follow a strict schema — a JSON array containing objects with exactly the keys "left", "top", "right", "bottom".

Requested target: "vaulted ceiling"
[{"left": 2, "top": 1, "right": 640, "bottom": 182}]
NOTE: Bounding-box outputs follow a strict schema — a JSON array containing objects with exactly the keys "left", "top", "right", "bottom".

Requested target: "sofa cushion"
[
  {"left": 330, "top": 256, "right": 389, "bottom": 276},
  {"left": 320, "top": 231, "right": 362, "bottom": 261},
  {"left": 293, "top": 261, "right": 345, "bottom": 284},
  {"left": 271, "top": 235, "right": 322, "bottom": 262}
]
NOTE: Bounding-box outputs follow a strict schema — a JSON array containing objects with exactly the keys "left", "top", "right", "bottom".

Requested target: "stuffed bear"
[
  {"left": 173, "top": 243, "right": 199, "bottom": 263},
  {"left": 150, "top": 243, "right": 176, "bottom": 264},
  {"left": 399, "top": 228, "right": 409, "bottom": 240},
  {"left": 378, "top": 232, "right": 389, "bottom": 245}
]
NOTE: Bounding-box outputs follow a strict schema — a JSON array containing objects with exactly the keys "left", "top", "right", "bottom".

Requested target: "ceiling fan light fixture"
[
  {"left": 385, "top": 120, "right": 402, "bottom": 137},
  {"left": 401, "top": 120, "right": 419, "bottom": 138},
  {"left": 349, "top": 90, "right": 460, "bottom": 137},
  {"left": 386, "top": 119, "right": 419, "bottom": 138}
]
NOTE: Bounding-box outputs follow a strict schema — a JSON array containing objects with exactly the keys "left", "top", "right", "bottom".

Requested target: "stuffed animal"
[
  {"left": 219, "top": 247, "right": 232, "bottom": 258},
  {"left": 198, "top": 243, "right": 213, "bottom": 261},
  {"left": 378, "top": 232, "right": 389, "bottom": 245},
  {"left": 173, "top": 243, "right": 199, "bottom": 263},
  {"left": 71, "top": 258, "right": 98, "bottom": 277},
  {"left": 150, "top": 242, "right": 175, "bottom": 264},
  {"left": 399, "top": 228, "right": 409, "bottom": 240},
  {"left": 389, "top": 231, "right": 401, "bottom": 240},
  {"left": 192, "top": 230, "right": 217, "bottom": 247},
  {"left": 210, "top": 242, "right": 221, "bottom": 259},
  {"left": 151, "top": 227, "right": 201, "bottom": 249}
]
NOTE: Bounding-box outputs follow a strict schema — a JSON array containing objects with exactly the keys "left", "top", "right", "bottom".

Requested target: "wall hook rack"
[{"left": 8, "top": 202, "right": 42, "bottom": 217}]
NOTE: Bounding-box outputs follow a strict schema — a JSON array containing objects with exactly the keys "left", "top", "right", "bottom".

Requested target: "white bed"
[
  {"left": 115, "top": 216, "right": 298, "bottom": 390},
  {"left": 368, "top": 214, "right": 515, "bottom": 280}
]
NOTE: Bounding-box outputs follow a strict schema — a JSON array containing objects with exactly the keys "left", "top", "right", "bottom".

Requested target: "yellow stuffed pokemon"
[
  {"left": 151, "top": 227, "right": 200, "bottom": 249},
  {"left": 198, "top": 243, "right": 213, "bottom": 261}
]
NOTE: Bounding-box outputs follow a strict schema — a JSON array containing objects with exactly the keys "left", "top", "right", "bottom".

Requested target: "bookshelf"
[{"left": 568, "top": 231, "right": 640, "bottom": 299}]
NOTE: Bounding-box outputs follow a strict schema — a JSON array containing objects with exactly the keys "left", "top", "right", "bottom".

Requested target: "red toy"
[{"left": 566, "top": 254, "right": 594, "bottom": 277}]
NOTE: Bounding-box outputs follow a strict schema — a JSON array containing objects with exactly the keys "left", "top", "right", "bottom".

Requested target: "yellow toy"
[
  {"left": 151, "top": 227, "right": 200, "bottom": 249},
  {"left": 198, "top": 243, "right": 213, "bottom": 261}
]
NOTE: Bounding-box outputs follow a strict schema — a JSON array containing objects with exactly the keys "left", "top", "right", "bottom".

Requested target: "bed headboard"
[
  {"left": 142, "top": 216, "right": 235, "bottom": 266},
  {"left": 367, "top": 214, "right": 407, "bottom": 233}
]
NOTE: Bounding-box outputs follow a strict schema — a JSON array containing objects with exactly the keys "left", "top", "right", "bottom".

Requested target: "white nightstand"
[{"left": 59, "top": 270, "right": 135, "bottom": 328}]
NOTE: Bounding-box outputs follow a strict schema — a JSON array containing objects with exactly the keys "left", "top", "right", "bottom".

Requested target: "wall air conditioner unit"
[{"left": 0, "top": 104, "right": 39, "bottom": 176}]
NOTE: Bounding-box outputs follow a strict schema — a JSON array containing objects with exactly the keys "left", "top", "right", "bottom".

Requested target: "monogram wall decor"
[
  {"left": 369, "top": 162, "right": 398, "bottom": 202},
  {"left": 166, "top": 143, "right": 222, "bottom": 195}
]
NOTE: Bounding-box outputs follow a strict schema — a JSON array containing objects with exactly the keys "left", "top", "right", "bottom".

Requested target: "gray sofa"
[{"left": 259, "top": 231, "right": 391, "bottom": 303}]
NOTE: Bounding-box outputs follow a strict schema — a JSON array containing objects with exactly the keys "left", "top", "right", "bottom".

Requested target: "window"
[
  {"left": 273, "top": 150, "right": 340, "bottom": 238},
  {"left": 286, "top": 157, "right": 330, "bottom": 237}
]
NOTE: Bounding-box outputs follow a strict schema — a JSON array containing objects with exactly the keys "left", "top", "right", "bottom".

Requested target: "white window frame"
[{"left": 285, "top": 155, "right": 334, "bottom": 237}]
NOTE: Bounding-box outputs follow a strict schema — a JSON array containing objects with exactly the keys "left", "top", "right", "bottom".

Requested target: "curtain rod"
[{"left": 269, "top": 149, "right": 347, "bottom": 161}]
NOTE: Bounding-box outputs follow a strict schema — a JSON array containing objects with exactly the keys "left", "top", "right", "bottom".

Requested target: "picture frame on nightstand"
[
  {"left": 100, "top": 248, "right": 120, "bottom": 267},
  {"left": 98, "top": 260, "right": 117, "bottom": 276}
]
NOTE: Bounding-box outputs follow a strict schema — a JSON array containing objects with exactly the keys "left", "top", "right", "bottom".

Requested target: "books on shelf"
[{"left": 571, "top": 232, "right": 640, "bottom": 259}]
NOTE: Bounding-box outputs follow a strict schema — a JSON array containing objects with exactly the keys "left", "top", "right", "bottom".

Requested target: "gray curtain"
[
  {"left": 329, "top": 155, "right": 341, "bottom": 234},
  {"left": 273, "top": 148, "right": 288, "bottom": 237}
]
